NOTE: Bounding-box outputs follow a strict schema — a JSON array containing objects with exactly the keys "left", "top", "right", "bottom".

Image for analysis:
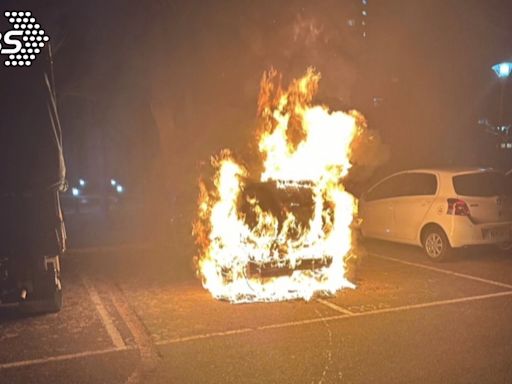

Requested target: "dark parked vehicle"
[
  {"left": 0, "top": 189, "right": 65, "bottom": 313},
  {"left": 0, "top": 41, "right": 66, "bottom": 313}
]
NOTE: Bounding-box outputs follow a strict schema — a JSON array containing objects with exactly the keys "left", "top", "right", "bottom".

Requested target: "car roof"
[{"left": 390, "top": 166, "right": 499, "bottom": 176}]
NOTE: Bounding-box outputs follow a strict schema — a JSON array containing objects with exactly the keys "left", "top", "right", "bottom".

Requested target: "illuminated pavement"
[{"left": 1, "top": 240, "right": 512, "bottom": 383}]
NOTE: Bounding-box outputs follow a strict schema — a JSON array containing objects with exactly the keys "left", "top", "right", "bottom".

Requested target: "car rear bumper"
[
  {"left": 448, "top": 218, "right": 512, "bottom": 247},
  {"left": 246, "top": 257, "right": 332, "bottom": 278}
]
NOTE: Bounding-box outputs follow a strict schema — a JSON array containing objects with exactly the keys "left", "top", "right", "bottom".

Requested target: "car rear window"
[{"left": 452, "top": 172, "right": 506, "bottom": 197}]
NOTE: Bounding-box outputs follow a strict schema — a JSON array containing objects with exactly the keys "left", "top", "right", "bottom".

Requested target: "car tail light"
[{"left": 447, "top": 198, "right": 471, "bottom": 216}]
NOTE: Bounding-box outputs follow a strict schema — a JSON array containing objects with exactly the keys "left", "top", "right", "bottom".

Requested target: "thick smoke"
[{"left": 345, "top": 110, "right": 390, "bottom": 195}]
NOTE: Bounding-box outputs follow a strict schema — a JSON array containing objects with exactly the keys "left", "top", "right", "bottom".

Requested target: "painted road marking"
[
  {"left": 106, "top": 282, "right": 160, "bottom": 384},
  {"left": 1, "top": 290, "right": 511, "bottom": 371},
  {"left": 316, "top": 299, "right": 354, "bottom": 315},
  {"left": 0, "top": 347, "right": 131, "bottom": 370},
  {"left": 154, "top": 328, "right": 254, "bottom": 344},
  {"left": 369, "top": 253, "right": 512, "bottom": 290},
  {"left": 82, "top": 278, "right": 126, "bottom": 349},
  {"left": 156, "top": 290, "right": 512, "bottom": 345}
]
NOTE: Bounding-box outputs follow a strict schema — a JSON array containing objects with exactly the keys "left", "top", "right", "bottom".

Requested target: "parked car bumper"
[{"left": 448, "top": 217, "right": 512, "bottom": 247}]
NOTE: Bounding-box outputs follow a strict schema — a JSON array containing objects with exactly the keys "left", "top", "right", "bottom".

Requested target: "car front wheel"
[{"left": 422, "top": 227, "right": 451, "bottom": 262}]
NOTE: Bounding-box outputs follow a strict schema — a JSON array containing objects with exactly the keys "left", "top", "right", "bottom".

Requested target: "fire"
[{"left": 194, "top": 68, "right": 364, "bottom": 303}]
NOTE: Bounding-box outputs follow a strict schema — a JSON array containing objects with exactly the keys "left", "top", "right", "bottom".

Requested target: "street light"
[
  {"left": 492, "top": 62, "right": 512, "bottom": 79},
  {"left": 492, "top": 62, "right": 512, "bottom": 125},
  {"left": 491, "top": 62, "right": 512, "bottom": 158}
]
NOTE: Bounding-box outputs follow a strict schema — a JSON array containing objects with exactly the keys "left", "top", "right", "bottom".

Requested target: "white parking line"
[
  {"left": 106, "top": 282, "right": 160, "bottom": 384},
  {"left": 154, "top": 328, "right": 254, "bottom": 345},
  {"left": 157, "top": 290, "right": 512, "bottom": 345},
  {"left": 0, "top": 346, "right": 131, "bottom": 370},
  {"left": 2, "top": 290, "right": 512, "bottom": 371},
  {"left": 82, "top": 278, "right": 126, "bottom": 349},
  {"left": 316, "top": 299, "right": 354, "bottom": 315},
  {"left": 369, "top": 253, "right": 512, "bottom": 290}
]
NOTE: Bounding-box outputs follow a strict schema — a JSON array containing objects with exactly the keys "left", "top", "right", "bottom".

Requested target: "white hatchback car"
[{"left": 359, "top": 167, "right": 512, "bottom": 261}]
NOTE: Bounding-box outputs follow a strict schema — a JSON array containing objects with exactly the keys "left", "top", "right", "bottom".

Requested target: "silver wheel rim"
[{"left": 425, "top": 233, "right": 443, "bottom": 258}]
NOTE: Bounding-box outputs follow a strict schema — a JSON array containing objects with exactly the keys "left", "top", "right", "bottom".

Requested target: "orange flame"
[{"left": 194, "top": 68, "right": 364, "bottom": 303}]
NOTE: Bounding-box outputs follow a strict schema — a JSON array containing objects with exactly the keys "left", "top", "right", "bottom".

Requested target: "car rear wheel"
[
  {"left": 422, "top": 227, "right": 451, "bottom": 262},
  {"left": 20, "top": 255, "right": 63, "bottom": 314}
]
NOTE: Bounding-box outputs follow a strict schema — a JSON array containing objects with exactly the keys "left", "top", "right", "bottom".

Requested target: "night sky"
[{"left": 2, "top": 0, "right": 511, "bottom": 201}]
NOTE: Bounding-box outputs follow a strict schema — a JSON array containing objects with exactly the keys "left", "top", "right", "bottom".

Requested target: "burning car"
[
  {"left": 194, "top": 68, "right": 366, "bottom": 303},
  {"left": 239, "top": 179, "right": 332, "bottom": 278}
]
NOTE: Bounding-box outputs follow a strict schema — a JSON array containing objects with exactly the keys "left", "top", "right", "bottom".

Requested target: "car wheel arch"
[{"left": 420, "top": 223, "right": 452, "bottom": 247}]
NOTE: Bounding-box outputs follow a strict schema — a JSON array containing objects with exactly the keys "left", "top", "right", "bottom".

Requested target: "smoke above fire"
[{"left": 193, "top": 68, "right": 368, "bottom": 303}]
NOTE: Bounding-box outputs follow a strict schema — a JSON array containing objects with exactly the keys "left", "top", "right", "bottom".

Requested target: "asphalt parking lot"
[{"left": 1, "top": 240, "right": 511, "bottom": 384}]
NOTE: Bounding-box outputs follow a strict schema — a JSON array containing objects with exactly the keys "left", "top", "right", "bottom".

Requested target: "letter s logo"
[
  {"left": 1, "top": 30, "right": 22, "bottom": 54},
  {"left": 1, "top": 11, "right": 50, "bottom": 66}
]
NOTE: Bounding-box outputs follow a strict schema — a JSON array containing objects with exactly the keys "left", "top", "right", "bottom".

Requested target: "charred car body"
[{"left": 234, "top": 179, "right": 333, "bottom": 279}]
